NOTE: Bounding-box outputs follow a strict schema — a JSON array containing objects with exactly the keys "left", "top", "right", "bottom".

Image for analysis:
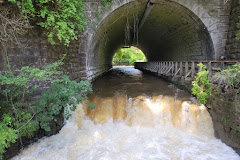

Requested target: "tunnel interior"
[{"left": 89, "top": 0, "right": 214, "bottom": 71}]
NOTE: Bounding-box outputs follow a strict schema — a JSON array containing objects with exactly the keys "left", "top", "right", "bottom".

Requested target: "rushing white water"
[{"left": 12, "top": 67, "right": 239, "bottom": 160}]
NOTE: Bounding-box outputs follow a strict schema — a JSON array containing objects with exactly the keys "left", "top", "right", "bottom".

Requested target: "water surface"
[{"left": 12, "top": 67, "right": 239, "bottom": 160}]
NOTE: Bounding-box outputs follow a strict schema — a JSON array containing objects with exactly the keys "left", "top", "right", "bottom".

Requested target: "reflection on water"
[{"left": 12, "top": 67, "right": 239, "bottom": 160}]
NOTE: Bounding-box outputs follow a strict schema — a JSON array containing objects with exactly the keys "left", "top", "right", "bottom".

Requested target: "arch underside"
[{"left": 89, "top": 0, "right": 214, "bottom": 71}]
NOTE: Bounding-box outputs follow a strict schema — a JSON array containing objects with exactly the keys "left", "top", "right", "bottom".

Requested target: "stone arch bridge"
[{"left": 0, "top": 0, "right": 239, "bottom": 81}]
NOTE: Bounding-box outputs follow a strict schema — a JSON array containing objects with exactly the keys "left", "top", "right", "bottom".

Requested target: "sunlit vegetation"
[
  {"left": 112, "top": 47, "right": 146, "bottom": 65},
  {"left": 192, "top": 64, "right": 211, "bottom": 105},
  {"left": 192, "top": 63, "right": 240, "bottom": 105},
  {"left": 212, "top": 64, "right": 240, "bottom": 89},
  {"left": 0, "top": 56, "right": 93, "bottom": 159},
  {"left": 7, "top": 0, "right": 112, "bottom": 46}
]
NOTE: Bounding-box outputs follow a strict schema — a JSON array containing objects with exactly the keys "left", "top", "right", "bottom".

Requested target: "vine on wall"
[{"left": 8, "top": 0, "right": 87, "bottom": 46}]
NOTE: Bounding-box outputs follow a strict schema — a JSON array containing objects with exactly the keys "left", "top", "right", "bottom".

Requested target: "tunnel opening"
[
  {"left": 88, "top": 0, "right": 215, "bottom": 80},
  {"left": 112, "top": 46, "right": 146, "bottom": 66}
]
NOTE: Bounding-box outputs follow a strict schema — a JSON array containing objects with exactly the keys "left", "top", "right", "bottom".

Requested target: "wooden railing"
[{"left": 134, "top": 61, "right": 239, "bottom": 79}]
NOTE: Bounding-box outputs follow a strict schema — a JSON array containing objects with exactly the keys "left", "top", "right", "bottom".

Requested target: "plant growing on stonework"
[
  {"left": 0, "top": 56, "right": 93, "bottom": 159},
  {"left": 192, "top": 63, "right": 211, "bottom": 105},
  {"left": 236, "top": 126, "right": 240, "bottom": 132},
  {"left": 35, "top": 75, "right": 94, "bottom": 131},
  {"left": 212, "top": 64, "right": 240, "bottom": 89},
  {"left": 8, "top": 0, "right": 87, "bottom": 46},
  {"left": 101, "top": 0, "right": 113, "bottom": 9},
  {"left": 237, "top": 18, "right": 240, "bottom": 40},
  {"left": 221, "top": 116, "right": 227, "bottom": 125},
  {"left": 0, "top": 57, "right": 65, "bottom": 159}
]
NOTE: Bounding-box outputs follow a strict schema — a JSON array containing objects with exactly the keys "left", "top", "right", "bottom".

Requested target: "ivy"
[
  {"left": 9, "top": 0, "right": 87, "bottom": 46},
  {"left": 101, "top": 0, "right": 113, "bottom": 9},
  {"left": 192, "top": 63, "right": 211, "bottom": 105}
]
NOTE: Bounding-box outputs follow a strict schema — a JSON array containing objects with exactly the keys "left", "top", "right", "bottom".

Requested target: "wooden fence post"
[
  {"left": 207, "top": 62, "right": 212, "bottom": 78},
  {"left": 221, "top": 62, "right": 225, "bottom": 70},
  {"left": 199, "top": 62, "right": 202, "bottom": 71},
  {"left": 191, "top": 62, "right": 195, "bottom": 78},
  {"left": 180, "top": 62, "right": 183, "bottom": 76},
  {"left": 175, "top": 62, "right": 178, "bottom": 75},
  {"left": 185, "top": 62, "right": 189, "bottom": 77}
]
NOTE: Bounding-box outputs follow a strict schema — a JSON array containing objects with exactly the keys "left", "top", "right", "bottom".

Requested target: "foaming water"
[{"left": 12, "top": 67, "right": 239, "bottom": 160}]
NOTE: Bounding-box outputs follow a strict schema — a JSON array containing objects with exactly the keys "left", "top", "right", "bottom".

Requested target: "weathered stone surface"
[
  {"left": 135, "top": 62, "right": 240, "bottom": 155},
  {"left": 0, "top": 0, "right": 237, "bottom": 81},
  {"left": 86, "top": 0, "right": 233, "bottom": 81},
  {"left": 225, "top": 0, "right": 240, "bottom": 60},
  {"left": 1, "top": 1, "right": 240, "bottom": 158},
  {"left": 208, "top": 87, "right": 240, "bottom": 155}
]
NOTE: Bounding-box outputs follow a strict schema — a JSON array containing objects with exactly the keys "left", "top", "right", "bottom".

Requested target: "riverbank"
[{"left": 138, "top": 69, "right": 240, "bottom": 155}]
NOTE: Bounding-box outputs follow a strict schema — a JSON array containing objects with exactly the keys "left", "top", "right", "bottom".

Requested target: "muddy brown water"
[{"left": 12, "top": 67, "right": 239, "bottom": 160}]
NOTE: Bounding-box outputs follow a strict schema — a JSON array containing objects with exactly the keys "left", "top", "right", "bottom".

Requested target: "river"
[{"left": 12, "top": 67, "right": 239, "bottom": 160}]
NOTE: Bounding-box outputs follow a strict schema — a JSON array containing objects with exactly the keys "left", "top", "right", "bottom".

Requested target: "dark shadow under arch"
[{"left": 88, "top": 0, "right": 214, "bottom": 73}]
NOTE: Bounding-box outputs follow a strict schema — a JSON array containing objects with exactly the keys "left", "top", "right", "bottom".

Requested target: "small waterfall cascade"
[{"left": 12, "top": 67, "right": 239, "bottom": 160}]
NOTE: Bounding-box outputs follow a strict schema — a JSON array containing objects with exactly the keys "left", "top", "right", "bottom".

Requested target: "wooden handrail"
[{"left": 134, "top": 61, "right": 239, "bottom": 79}]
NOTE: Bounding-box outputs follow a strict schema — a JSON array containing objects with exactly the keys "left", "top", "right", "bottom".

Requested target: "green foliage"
[
  {"left": 9, "top": 0, "right": 87, "bottom": 46},
  {"left": 212, "top": 64, "right": 240, "bottom": 89},
  {"left": 112, "top": 47, "right": 146, "bottom": 65},
  {"left": 237, "top": 16, "right": 240, "bottom": 40},
  {"left": 237, "top": 126, "right": 240, "bottom": 132},
  {"left": 192, "top": 63, "right": 211, "bottom": 105},
  {"left": 221, "top": 116, "right": 227, "bottom": 125},
  {"left": 0, "top": 57, "right": 64, "bottom": 158},
  {"left": 92, "top": 0, "right": 112, "bottom": 30},
  {"left": 236, "top": 0, "right": 240, "bottom": 40},
  {"left": 101, "top": 0, "right": 112, "bottom": 9},
  {"left": 0, "top": 56, "right": 93, "bottom": 158},
  {"left": 35, "top": 75, "right": 93, "bottom": 131},
  {"left": 0, "top": 56, "right": 64, "bottom": 104},
  {"left": 0, "top": 114, "right": 18, "bottom": 160}
]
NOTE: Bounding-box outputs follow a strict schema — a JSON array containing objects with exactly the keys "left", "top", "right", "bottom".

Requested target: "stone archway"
[{"left": 82, "top": 0, "right": 231, "bottom": 80}]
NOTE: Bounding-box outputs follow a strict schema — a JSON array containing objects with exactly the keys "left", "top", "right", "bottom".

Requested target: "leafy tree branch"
[{"left": 8, "top": 0, "right": 87, "bottom": 46}]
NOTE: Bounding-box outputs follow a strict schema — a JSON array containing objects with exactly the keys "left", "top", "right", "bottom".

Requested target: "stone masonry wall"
[
  {"left": 0, "top": 4, "right": 87, "bottom": 81},
  {"left": 135, "top": 62, "right": 240, "bottom": 155},
  {"left": 225, "top": 0, "right": 240, "bottom": 60},
  {"left": 0, "top": 0, "right": 237, "bottom": 82},
  {"left": 208, "top": 88, "right": 240, "bottom": 155}
]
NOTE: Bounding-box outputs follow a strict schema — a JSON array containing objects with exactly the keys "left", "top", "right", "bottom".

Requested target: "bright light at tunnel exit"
[{"left": 112, "top": 46, "right": 147, "bottom": 66}]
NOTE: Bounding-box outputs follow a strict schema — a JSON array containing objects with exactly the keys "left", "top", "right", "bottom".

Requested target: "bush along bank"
[
  {"left": 207, "top": 64, "right": 240, "bottom": 155},
  {"left": 0, "top": 56, "right": 94, "bottom": 159},
  {"left": 192, "top": 63, "right": 240, "bottom": 155}
]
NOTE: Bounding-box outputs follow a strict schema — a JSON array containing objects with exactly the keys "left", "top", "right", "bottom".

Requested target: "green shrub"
[
  {"left": 9, "top": 0, "right": 87, "bottom": 46},
  {"left": 212, "top": 64, "right": 240, "bottom": 89},
  {"left": 0, "top": 114, "right": 18, "bottom": 160},
  {"left": 192, "top": 63, "right": 211, "bottom": 105},
  {"left": 35, "top": 75, "right": 93, "bottom": 131},
  {"left": 0, "top": 56, "right": 93, "bottom": 159}
]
